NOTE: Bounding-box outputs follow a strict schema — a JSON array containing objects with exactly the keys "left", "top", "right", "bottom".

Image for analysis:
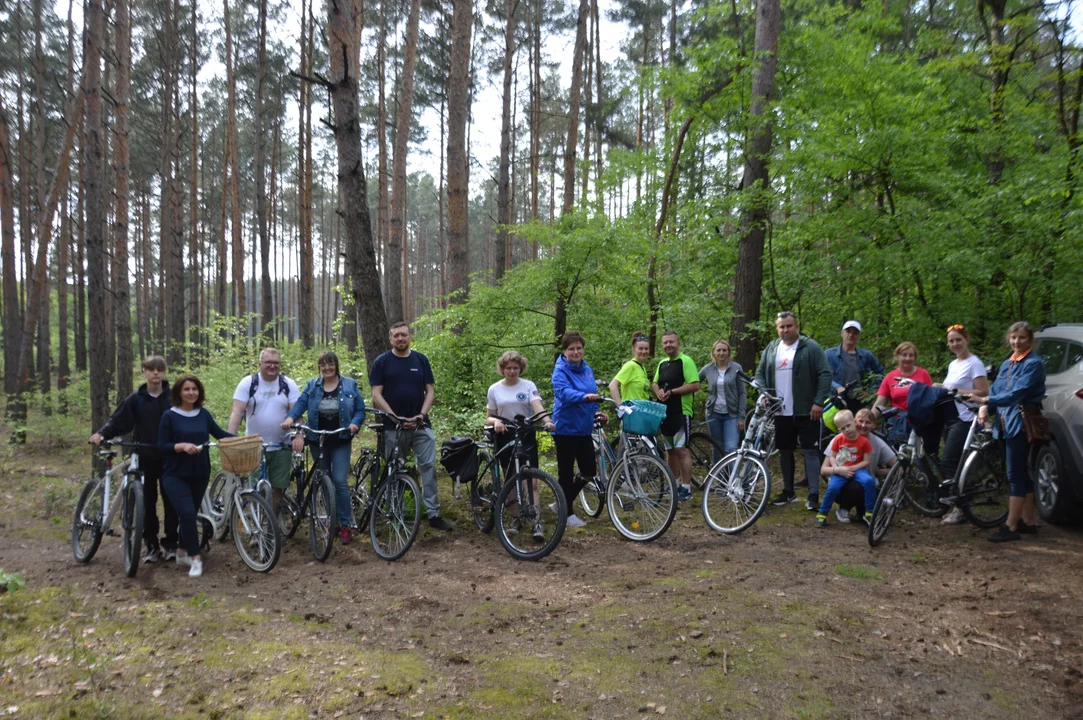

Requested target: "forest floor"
[{"left": 2, "top": 432, "right": 1083, "bottom": 719}]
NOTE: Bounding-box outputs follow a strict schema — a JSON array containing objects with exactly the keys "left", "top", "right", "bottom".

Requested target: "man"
[
  {"left": 755, "top": 311, "right": 833, "bottom": 509},
  {"left": 228, "top": 348, "right": 300, "bottom": 516},
  {"left": 651, "top": 331, "right": 701, "bottom": 502},
  {"left": 824, "top": 320, "right": 884, "bottom": 413},
  {"left": 90, "top": 355, "right": 178, "bottom": 563},
  {"left": 370, "top": 322, "right": 452, "bottom": 531}
]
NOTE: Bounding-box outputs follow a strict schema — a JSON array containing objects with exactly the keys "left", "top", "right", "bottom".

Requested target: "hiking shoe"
[
  {"left": 144, "top": 545, "right": 161, "bottom": 564},
  {"left": 429, "top": 516, "right": 454, "bottom": 532},
  {"left": 188, "top": 557, "right": 203, "bottom": 578},
  {"left": 771, "top": 491, "right": 798, "bottom": 506},
  {"left": 835, "top": 509, "right": 851, "bottom": 524},
  {"left": 162, "top": 548, "right": 177, "bottom": 562},
  {"left": 863, "top": 511, "right": 874, "bottom": 525},
  {"left": 506, "top": 517, "right": 522, "bottom": 535},
  {"left": 805, "top": 496, "right": 820, "bottom": 512},
  {"left": 566, "top": 514, "right": 587, "bottom": 528},
  {"left": 941, "top": 508, "right": 966, "bottom": 525},
  {"left": 988, "top": 524, "right": 1020, "bottom": 543},
  {"left": 339, "top": 527, "right": 353, "bottom": 544},
  {"left": 815, "top": 514, "right": 828, "bottom": 528},
  {"left": 531, "top": 523, "right": 546, "bottom": 542},
  {"left": 1016, "top": 519, "right": 1038, "bottom": 535},
  {"left": 677, "top": 486, "right": 693, "bottom": 502},
  {"left": 176, "top": 553, "right": 193, "bottom": 568}
]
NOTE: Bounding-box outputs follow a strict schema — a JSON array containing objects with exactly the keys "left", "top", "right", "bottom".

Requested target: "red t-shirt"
[
  {"left": 829, "top": 433, "right": 873, "bottom": 468},
  {"left": 877, "top": 367, "right": 932, "bottom": 411}
]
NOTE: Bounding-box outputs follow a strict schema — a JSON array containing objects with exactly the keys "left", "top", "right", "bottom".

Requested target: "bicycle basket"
[
  {"left": 621, "top": 400, "right": 667, "bottom": 436},
  {"left": 217, "top": 435, "right": 263, "bottom": 475},
  {"left": 439, "top": 436, "right": 478, "bottom": 483}
]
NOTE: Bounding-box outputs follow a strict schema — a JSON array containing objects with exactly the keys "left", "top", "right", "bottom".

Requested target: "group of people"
[
  {"left": 89, "top": 313, "right": 1047, "bottom": 580},
  {"left": 90, "top": 322, "right": 455, "bottom": 580}
]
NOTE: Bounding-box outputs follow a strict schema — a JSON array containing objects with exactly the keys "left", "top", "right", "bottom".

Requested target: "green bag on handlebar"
[{"left": 821, "top": 399, "right": 842, "bottom": 433}]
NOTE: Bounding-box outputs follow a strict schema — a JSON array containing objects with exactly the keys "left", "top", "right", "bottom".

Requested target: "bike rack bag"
[{"left": 439, "top": 436, "right": 478, "bottom": 483}]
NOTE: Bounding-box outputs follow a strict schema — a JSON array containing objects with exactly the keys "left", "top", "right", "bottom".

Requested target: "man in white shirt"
[{"left": 228, "top": 348, "right": 300, "bottom": 514}]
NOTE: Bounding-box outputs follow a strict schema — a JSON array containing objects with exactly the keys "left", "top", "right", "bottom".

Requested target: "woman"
[
  {"left": 873, "top": 342, "right": 934, "bottom": 447},
  {"left": 608, "top": 332, "right": 652, "bottom": 405},
  {"left": 282, "top": 351, "right": 365, "bottom": 544},
  {"left": 698, "top": 339, "right": 747, "bottom": 464},
  {"left": 551, "top": 331, "right": 603, "bottom": 528},
  {"left": 937, "top": 325, "right": 990, "bottom": 525},
  {"left": 158, "top": 374, "right": 233, "bottom": 578},
  {"left": 973, "top": 321, "right": 1046, "bottom": 542}
]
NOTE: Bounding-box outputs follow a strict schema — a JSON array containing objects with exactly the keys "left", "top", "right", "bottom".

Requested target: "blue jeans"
[
  {"left": 310, "top": 440, "right": 353, "bottom": 527},
  {"left": 1003, "top": 432, "right": 1032, "bottom": 497},
  {"left": 819, "top": 468, "right": 876, "bottom": 514},
  {"left": 707, "top": 412, "right": 741, "bottom": 463},
  {"left": 162, "top": 473, "right": 210, "bottom": 558}
]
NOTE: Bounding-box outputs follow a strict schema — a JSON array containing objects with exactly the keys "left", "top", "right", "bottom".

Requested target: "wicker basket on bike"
[
  {"left": 216, "top": 435, "right": 263, "bottom": 475},
  {"left": 620, "top": 399, "right": 667, "bottom": 436}
]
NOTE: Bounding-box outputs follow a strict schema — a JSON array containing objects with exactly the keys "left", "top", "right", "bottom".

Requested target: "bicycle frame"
[{"left": 96, "top": 452, "right": 141, "bottom": 536}]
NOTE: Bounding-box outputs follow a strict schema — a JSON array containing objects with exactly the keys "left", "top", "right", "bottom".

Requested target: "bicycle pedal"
[{"left": 105, "top": 528, "right": 119, "bottom": 537}]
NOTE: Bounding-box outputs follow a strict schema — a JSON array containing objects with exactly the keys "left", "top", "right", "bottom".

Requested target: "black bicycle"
[
  {"left": 469, "top": 411, "right": 566, "bottom": 561},
  {"left": 278, "top": 426, "right": 343, "bottom": 561}
]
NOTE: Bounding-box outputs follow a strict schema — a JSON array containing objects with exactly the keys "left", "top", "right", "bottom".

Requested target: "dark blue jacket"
[
  {"left": 288, "top": 375, "right": 366, "bottom": 438},
  {"left": 158, "top": 408, "right": 232, "bottom": 478},
  {"left": 98, "top": 381, "right": 172, "bottom": 460},
  {"left": 825, "top": 345, "right": 884, "bottom": 390},
  {"left": 986, "top": 353, "right": 1046, "bottom": 439},
  {"left": 551, "top": 355, "right": 599, "bottom": 437}
]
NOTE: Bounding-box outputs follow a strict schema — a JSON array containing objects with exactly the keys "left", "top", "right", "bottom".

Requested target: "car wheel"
[{"left": 1034, "top": 442, "right": 1079, "bottom": 524}]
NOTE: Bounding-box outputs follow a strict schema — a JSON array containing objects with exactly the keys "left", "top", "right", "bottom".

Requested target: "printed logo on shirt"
[
  {"left": 779, "top": 358, "right": 790, "bottom": 368},
  {"left": 516, "top": 391, "right": 529, "bottom": 402},
  {"left": 836, "top": 445, "right": 858, "bottom": 465}
]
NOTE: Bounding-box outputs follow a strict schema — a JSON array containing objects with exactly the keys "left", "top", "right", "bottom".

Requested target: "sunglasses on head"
[{"left": 946, "top": 324, "right": 965, "bottom": 333}]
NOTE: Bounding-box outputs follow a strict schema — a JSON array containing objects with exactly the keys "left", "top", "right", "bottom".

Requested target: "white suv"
[{"left": 1031, "top": 324, "right": 1083, "bottom": 524}]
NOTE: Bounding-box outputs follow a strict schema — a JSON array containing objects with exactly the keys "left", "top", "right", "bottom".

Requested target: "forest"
[{"left": 1, "top": 0, "right": 1082, "bottom": 439}]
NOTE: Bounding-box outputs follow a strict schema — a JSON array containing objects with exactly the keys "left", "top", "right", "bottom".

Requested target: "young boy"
[{"left": 815, "top": 409, "right": 876, "bottom": 528}]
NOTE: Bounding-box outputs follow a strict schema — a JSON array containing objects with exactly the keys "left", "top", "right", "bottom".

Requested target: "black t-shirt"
[
  {"left": 656, "top": 358, "right": 686, "bottom": 433},
  {"left": 368, "top": 350, "right": 435, "bottom": 429},
  {"left": 317, "top": 386, "right": 340, "bottom": 431}
]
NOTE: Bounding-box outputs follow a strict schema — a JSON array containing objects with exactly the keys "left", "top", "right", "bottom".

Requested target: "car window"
[
  {"left": 1067, "top": 343, "right": 1083, "bottom": 371},
  {"left": 1036, "top": 339, "right": 1068, "bottom": 375}
]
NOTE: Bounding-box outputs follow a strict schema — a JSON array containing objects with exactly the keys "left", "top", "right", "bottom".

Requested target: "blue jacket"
[
  {"left": 986, "top": 353, "right": 1046, "bottom": 439},
  {"left": 825, "top": 345, "right": 884, "bottom": 390},
  {"left": 551, "top": 355, "right": 599, "bottom": 436},
  {"left": 158, "top": 407, "right": 233, "bottom": 479},
  {"left": 288, "top": 375, "right": 366, "bottom": 437}
]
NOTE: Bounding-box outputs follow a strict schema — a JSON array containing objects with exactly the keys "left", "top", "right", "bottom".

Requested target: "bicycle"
[
  {"left": 701, "top": 371, "right": 781, "bottom": 534},
  {"left": 467, "top": 411, "right": 566, "bottom": 561},
  {"left": 868, "top": 397, "right": 1009, "bottom": 546},
  {"left": 279, "top": 426, "right": 351, "bottom": 561},
  {"left": 687, "top": 424, "right": 725, "bottom": 490},
  {"left": 348, "top": 409, "right": 422, "bottom": 561},
  {"left": 72, "top": 440, "right": 155, "bottom": 578},
  {"left": 196, "top": 442, "right": 282, "bottom": 572},
  {"left": 573, "top": 412, "right": 618, "bottom": 519}
]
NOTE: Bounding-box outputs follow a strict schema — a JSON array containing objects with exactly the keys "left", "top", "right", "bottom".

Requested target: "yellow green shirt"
[{"left": 614, "top": 359, "right": 651, "bottom": 402}]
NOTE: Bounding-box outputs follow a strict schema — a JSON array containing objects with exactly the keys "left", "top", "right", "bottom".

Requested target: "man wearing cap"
[{"left": 825, "top": 321, "right": 884, "bottom": 414}]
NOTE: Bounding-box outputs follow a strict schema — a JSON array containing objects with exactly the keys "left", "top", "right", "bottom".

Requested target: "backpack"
[{"left": 245, "top": 372, "right": 291, "bottom": 418}]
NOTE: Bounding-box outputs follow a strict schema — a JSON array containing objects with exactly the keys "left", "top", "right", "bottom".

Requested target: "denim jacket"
[
  {"left": 986, "top": 353, "right": 1045, "bottom": 439},
  {"left": 288, "top": 375, "right": 366, "bottom": 436},
  {"left": 824, "top": 345, "right": 884, "bottom": 390}
]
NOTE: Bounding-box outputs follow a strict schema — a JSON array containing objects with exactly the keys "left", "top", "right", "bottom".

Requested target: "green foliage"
[
  {"left": 835, "top": 564, "right": 882, "bottom": 581},
  {"left": 0, "top": 569, "right": 27, "bottom": 593}
]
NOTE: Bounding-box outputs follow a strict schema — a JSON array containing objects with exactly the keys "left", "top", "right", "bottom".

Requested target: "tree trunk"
[
  {"left": 298, "top": 0, "right": 314, "bottom": 347},
  {"left": 255, "top": 0, "right": 273, "bottom": 341},
  {"left": 0, "top": 100, "right": 20, "bottom": 397},
  {"left": 325, "top": 0, "right": 390, "bottom": 372},
  {"left": 377, "top": 0, "right": 389, "bottom": 296},
  {"left": 33, "top": 0, "right": 50, "bottom": 402},
  {"left": 446, "top": 0, "right": 473, "bottom": 302},
  {"left": 114, "top": 0, "right": 133, "bottom": 395},
  {"left": 187, "top": 0, "right": 201, "bottom": 360},
  {"left": 730, "top": 0, "right": 780, "bottom": 371},
  {"left": 225, "top": 0, "right": 245, "bottom": 327},
  {"left": 217, "top": 131, "right": 229, "bottom": 319},
  {"left": 562, "top": 0, "right": 589, "bottom": 215},
  {"left": 495, "top": 0, "right": 517, "bottom": 282},
  {"left": 74, "top": 122, "right": 87, "bottom": 372}
]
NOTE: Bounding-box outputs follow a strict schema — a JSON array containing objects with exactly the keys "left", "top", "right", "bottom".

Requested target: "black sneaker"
[
  {"left": 771, "top": 491, "right": 798, "bottom": 506},
  {"left": 143, "top": 545, "right": 161, "bottom": 564},
  {"left": 804, "top": 496, "right": 820, "bottom": 512},
  {"left": 988, "top": 524, "right": 1020, "bottom": 543},
  {"left": 1016, "top": 519, "right": 1038, "bottom": 535},
  {"left": 531, "top": 523, "right": 546, "bottom": 542},
  {"left": 506, "top": 517, "right": 521, "bottom": 535},
  {"left": 429, "top": 516, "right": 454, "bottom": 532}
]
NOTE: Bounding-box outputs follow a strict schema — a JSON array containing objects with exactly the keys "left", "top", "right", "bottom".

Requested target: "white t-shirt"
[
  {"left": 486, "top": 379, "right": 541, "bottom": 422},
  {"left": 232, "top": 374, "right": 301, "bottom": 445},
  {"left": 943, "top": 355, "right": 986, "bottom": 421},
  {"left": 775, "top": 340, "right": 799, "bottom": 416}
]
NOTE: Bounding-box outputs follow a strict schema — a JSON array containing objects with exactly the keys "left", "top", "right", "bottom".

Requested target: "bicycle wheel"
[
  {"left": 496, "top": 468, "right": 566, "bottom": 561},
  {"left": 688, "top": 432, "right": 724, "bottom": 490},
  {"left": 72, "top": 478, "right": 106, "bottom": 563},
  {"left": 349, "top": 475, "right": 372, "bottom": 530},
  {"left": 868, "top": 461, "right": 909, "bottom": 547},
  {"left": 205, "top": 471, "right": 230, "bottom": 540},
  {"left": 901, "top": 457, "right": 947, "bottom": 518},
  {"left": 309, "top": 471, "right": 336, "bottom": 562},
  {"left": 574, "top": 476, "right": 604, "bottom": 519},
  {"left": 470, "top": 451, "right": 498, "bottom": 532},
  {"left": 370, "top": 473, "right": 421, "bottom": 561},
  {"left": 231, "top": 491, "right": 282, "bottom": 572},
  {"left": 957, "top": 442, "right": 1009, "bottom": 528},
  {"left": 701, "top": 452, "right": 771, "bottom": 534},
  {"left": 122, "top": 480, "right": 145, "bottom": 578},
  {"left": 607, "top": 454, "right": 678, "bottom": 542}
]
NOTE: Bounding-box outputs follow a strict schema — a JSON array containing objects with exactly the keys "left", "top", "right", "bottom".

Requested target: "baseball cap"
[{"left": 842, "top": 320, "right": 862, "bottom": 332}]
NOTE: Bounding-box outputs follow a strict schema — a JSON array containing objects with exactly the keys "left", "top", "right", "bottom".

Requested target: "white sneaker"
[
  {"left": 566, "top": 514, "right": 587, "bottom": 528},
  {"left": 835, "top": 509, "right": 851, "bottom": 524},
  {"left": 188, "top": 557, "right": 203, "bottom": 578},
  {"left": 176, "top": 553, "right": 193, "bottom": 568},
  {"left": 941, "top": 507, "right": 966, "bottom": 525}
]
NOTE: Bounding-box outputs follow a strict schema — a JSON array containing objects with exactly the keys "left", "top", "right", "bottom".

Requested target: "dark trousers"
[
  {"left": 1003, "top": 432, "right": 1032, "bottom": 497},
  {"left": 554, "top": 435, "right": 596, "bottom": 509},
  {"left": 162, "top": 473, "right": 210, "bottom": 558},
  {"left": 774, "top": 415, "right": 822, "bottom": 495},
  {"left": 141, "top": 459, "right": 179, "bottom": 550},
  {"left": 938, "top": 417, "right": 970, "bottom": 481}
]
